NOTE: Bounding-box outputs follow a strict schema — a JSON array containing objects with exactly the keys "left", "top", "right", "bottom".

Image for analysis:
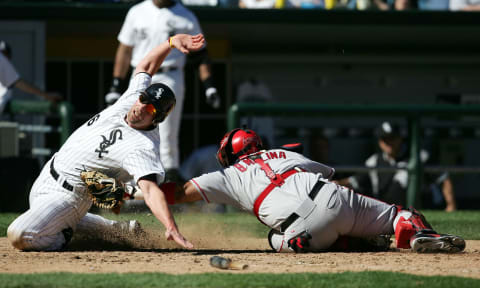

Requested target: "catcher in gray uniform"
[{"left": 161, "top": 128, "right": 466, "bottom": 253}]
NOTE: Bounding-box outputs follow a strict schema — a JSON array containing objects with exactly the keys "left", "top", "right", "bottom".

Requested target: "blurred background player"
[
  {"left": 0, "top": 40, "right": 61, "bottom": 117},
  {"left": 236, "top": 76, "right": 275, "bottom": 148},
  {"left": 105, "top": 0, "right": 221, "bottom": 182},
  {"left": 335, "top": 121, "right": 457, "bottom": 212}
]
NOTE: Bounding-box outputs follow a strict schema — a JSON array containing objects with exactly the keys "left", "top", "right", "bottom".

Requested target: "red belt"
[{"left": 253, "top": 169, "right": 299, "bottom": 224}]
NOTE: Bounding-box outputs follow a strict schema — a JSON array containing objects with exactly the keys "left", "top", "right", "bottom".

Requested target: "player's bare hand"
[
  {"left": 165, "top": 228, "right": 194, "bottom": 249},
  {"left": 170, "top": 34, "right": 205, "bottom": 54}
]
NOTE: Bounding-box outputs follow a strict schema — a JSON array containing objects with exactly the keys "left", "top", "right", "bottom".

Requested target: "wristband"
[
  {"left": 168, "top": 37, "right": 174, "bottom": 48},
  {"left": 110, "top": 77, "right": 123, "bottom": 93},
  {"left": 160, "top": 182, "right": 176, "bottom": 205}
]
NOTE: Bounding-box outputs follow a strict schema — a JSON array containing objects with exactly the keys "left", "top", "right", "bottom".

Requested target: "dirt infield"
[{"left": 1, "top": 232, "right": 479, "bottom": 278}]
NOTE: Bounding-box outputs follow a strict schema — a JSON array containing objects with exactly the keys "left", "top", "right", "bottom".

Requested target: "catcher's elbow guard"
[
  {"left": 268, "top": 229, "right": 294, "bottom": 253},
  {"left": 160, "top": 182, "right": 176, "bottom": 205}
]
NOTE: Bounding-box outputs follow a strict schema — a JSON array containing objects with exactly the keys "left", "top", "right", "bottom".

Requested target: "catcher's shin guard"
[{"left": 393, "top": 206, "right": 435, "bottom": 249}]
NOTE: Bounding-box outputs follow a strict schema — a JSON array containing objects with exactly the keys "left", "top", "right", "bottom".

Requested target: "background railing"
[
  {"left": 8, "top": 100, "right": 74, "bottom": 156},
  {"left": 228, "top": 103, "right": 480, "bottom": 208}
]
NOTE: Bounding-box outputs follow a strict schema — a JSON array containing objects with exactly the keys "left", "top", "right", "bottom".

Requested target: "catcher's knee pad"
[
  {"left": 393, "top": 208, "right": 435, "bottom": 249},
  {"left": 268, "top": 229, "right": 294, "bottom": 253}
]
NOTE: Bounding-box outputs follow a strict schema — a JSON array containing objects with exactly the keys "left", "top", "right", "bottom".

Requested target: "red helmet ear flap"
[{"left": 216, "top": 128, "right": 241, "bottom": 168}]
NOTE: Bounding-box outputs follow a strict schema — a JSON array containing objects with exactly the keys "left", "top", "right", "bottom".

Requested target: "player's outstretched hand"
[
  {"left": 170, "top": 34, "right": 205, "bottom": 54},
  {"left": 165, "top": 227, "right": 194, "bottom": 249}
]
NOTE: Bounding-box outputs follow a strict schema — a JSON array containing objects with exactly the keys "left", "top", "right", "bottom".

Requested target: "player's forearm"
[
  {"left": 134, "top": 41, "right": 171, "bottom": 76},
  {"left": 442, "top": 178, "right": 457, "bottom": 212},
  {"left": 14, "top": 79, "right": 49, "bottom": 99},
  {"left": 144, "top": 188, "right": 178, "bottom": 230},
  {"left": 198, "top": 63, "right": 211, "bottom": 82},
  {"left": 113, "top": 44, "right": 133, "bottom": 79},
  {"left": 463, "top": 4, "right": 480, "bottom": 10},
  {"left": 139, "top": 180, "right": 178, "bottom": 230}
]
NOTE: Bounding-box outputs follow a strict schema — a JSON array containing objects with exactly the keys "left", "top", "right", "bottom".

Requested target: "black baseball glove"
[{"left": 80, "top": 170, "right": 124, "bottom": 210}]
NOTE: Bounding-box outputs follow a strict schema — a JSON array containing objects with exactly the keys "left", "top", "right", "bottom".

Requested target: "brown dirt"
[{"left": 1, "top": 230, "right": 480, "bottom": 278}]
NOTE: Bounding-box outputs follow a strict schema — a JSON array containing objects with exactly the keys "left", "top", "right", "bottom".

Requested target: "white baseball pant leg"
[
  {"left": 76, "top": 213, "right": 124, "bottom": 237},
  {"left": 7, "top": 159, "right": 92, "bottom": 251},
  {"left": 152, "top": 70, "right": 184, "bottom": 169}
]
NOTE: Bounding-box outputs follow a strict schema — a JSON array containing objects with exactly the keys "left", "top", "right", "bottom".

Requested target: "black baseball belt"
[
  {"left": 50, "top": 158, "right": 74, "bottom": 192},
  {"left": 280, "top": 180, "right": 326, "bottom": 232}
]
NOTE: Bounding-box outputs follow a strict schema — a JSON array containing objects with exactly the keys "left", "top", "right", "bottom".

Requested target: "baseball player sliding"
[
  {"left": 106, "top": 0, "right": 221, "bottom": 182},
  {"left": 164, "top": 128, "right": 466, "bottom": 253},
  {"left": 7, "top": 34, "right": 205, "bottom": 251}
]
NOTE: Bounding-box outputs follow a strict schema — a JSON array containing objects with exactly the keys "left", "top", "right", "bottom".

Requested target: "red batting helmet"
[{"left": 216, "top": 128, "right": 263, "bottom": 168}]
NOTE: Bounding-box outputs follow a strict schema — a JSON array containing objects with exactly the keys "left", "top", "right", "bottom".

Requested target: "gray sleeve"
[
  {"left": 296, "top": 156, "right": 335, "bottom": 179},
  {"left": 190, "top": 171, "right": 238, "bottom": 206}
]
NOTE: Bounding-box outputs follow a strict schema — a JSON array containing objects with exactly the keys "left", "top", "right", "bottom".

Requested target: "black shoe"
[{"left": 61, "top": 227, "right": 74, "bottom": 249}]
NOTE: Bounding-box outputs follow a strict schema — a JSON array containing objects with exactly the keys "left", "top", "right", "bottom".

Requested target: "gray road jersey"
[
  {"left": 190, "top": 149, "right": 335, "bottom": 228},
  {"left": 53, "top": 73, "right": 165, "bottom": 186}
]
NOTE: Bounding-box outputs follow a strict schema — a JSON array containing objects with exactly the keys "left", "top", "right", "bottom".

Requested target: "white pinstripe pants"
[{"left": 7, "top": 159, "right": 116, "bottom": 251}]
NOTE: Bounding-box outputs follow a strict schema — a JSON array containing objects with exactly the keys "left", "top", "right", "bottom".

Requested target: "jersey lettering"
[
  {"left": 95, "top": 129, "right": 123, "bottom": 158},
  {"left": 233, "top": 163, "right": 246, "bottom": 172},
  {"left": 234, "top": 151, "right": 288, "bottom": 173},
  {"left": 269, "top": 152, "right": 278, "bottom": 159},
  {"left": 262, "top": 151, "right": 287, "bottom": 161},
  {"left": 87, "top": 114, "right": 100, "bottom": 126}
]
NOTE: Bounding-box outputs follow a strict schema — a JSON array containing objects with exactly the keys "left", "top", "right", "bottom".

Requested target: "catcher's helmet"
[
  {"left": 216, "top": 128, "right": 263, "bottom": 168},
  {"left": 139, "top": 83, "right": 176, "bottom": 123}
]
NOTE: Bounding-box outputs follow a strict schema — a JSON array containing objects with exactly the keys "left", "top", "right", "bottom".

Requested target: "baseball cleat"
[
  {"left": 410, "top": 232, "right": 465, "bottom": 253},
  {"left": 128, "top": 220, "right": 147, "bottom": 238},
  {"left": 114, "top": 220, "right": 146, "bottom": 238}
]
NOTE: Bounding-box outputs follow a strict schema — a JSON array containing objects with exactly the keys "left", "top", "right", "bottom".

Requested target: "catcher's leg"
[
  {"left": 393, "top": 206, "right": 435, "bottom": 249},
  {"left": 393, "top": 207, "right": 465, "bottom": 252}
]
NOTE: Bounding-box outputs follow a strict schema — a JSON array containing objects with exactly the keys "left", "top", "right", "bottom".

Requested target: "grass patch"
[
  {"left": 0, "top": 272, "right": 479, "bottom": 288},
  {"left": 1, "top": 210, "right": 480, "bottom": 239},
  {"left": 422, "top": 210, "right": 480, "bottom": 240}
]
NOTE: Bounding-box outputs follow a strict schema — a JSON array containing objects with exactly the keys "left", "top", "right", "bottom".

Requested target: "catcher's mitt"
[{"left": 80, "top": 170, "right": 124, "bottom": 210}]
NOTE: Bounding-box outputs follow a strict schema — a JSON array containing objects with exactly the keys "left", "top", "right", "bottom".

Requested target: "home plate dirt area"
[{"left": 1, "top": 231, "right": 479, "bottom": 278}]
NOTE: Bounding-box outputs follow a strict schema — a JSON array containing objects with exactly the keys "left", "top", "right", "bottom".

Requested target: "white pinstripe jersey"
[
  {"left": 190, "top": 149, "right": 335, "bottom": 228},
  {"left": 53, "top": 73, "right": 165, "bottom": 187},
  {"left": 118, "top": 0, "right": 203, "bottom": 69}
]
